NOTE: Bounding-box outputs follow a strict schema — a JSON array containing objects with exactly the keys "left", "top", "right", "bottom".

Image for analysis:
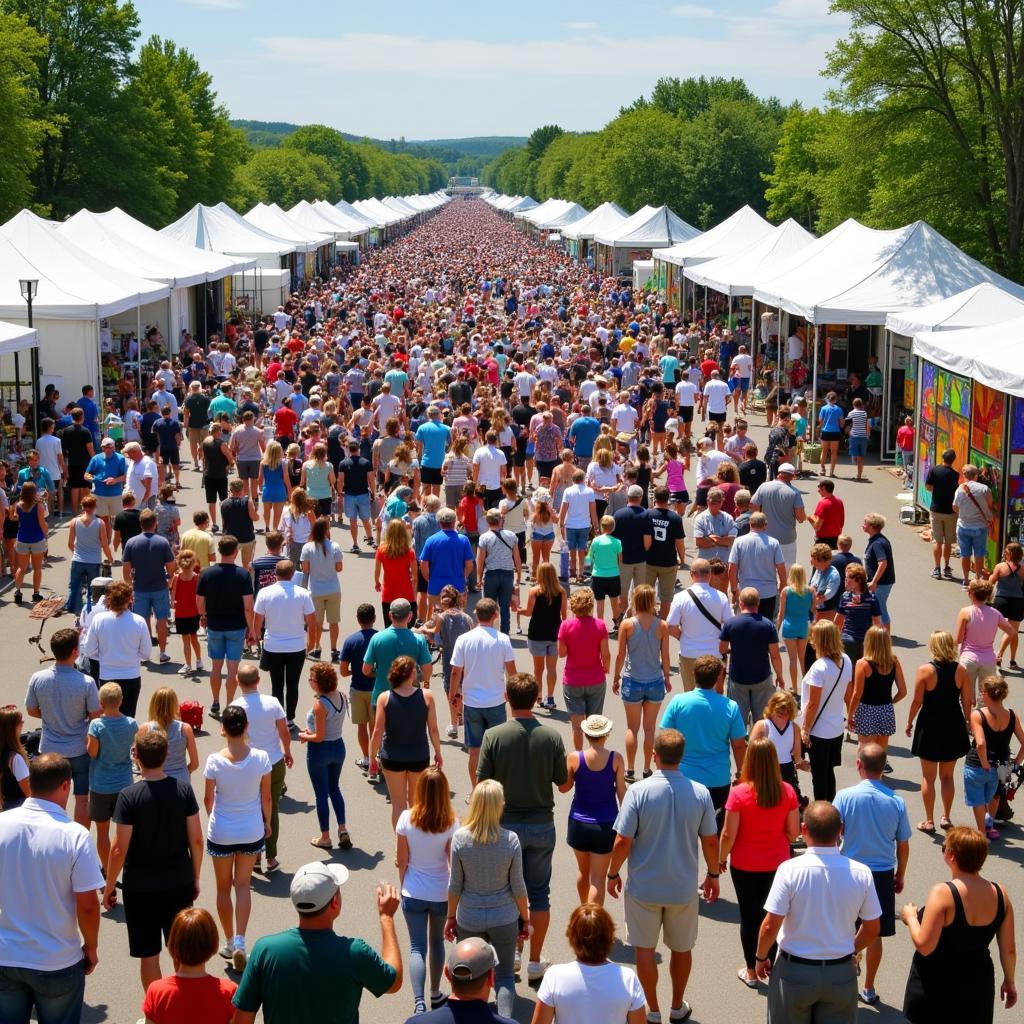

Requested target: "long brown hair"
[
  {"left": 382, "top": 518, "right": 411, "bottom": 560},
  {"left": 740, "top": 737, "right": 783, "bottom": 809},
  {"left": 409, "top": 766, "right": 456, "bottom": 834},
  {"left": 535, "top": 562, "right": 560, "bottom": 602}
]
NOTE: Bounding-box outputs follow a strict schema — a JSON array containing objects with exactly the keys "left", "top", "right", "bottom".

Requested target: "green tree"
[
  {"left": 284, "top": 124, "right": 369, "bottom": 201},
  {"left": 235, "top": 148, "right": 341, "bottom": 209},
  {"left": 525, "top": 124, "right": 565, "bottom": 163},
  {"left": 2, "top": 0, "right": 140, "bottom": 215},
  {"left": 649, "top": 75, "right": 758, "bottom": 120}
]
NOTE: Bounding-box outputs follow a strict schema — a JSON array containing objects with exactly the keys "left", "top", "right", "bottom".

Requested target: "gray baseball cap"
[
  {"left": 448, "top": 936, "right": 500, "bottom": 981},
  {"left": 289, "top": 862, "right": 349, "bottom": 913}
]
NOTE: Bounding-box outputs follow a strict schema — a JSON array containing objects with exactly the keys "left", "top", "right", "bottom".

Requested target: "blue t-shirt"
[
  {"left": 123, "top": 531, "right": 174, "bottom": 592},
  {"left": 659, "top": 355, "right": 679, "bottom": 384},
  {"left": 568, "top": 417, "right": 601, "bottom": 460},
  {"left": 834, "top": 778, "right": 912, "bottom": 871},
  {"left": 340, "top": 628, "right": 377, "bottom": 692},
  {"left": 659, "top": 690, "right": 746, "bottom": 788},
  {"left": 88, "top": 714, "right": 138, "bottom": 793},
  {"left": 85, "top": 452, "right": 127, "bottom": 497},
  {"left": 419, "top": 530, "right": 473, "bottom": 595},
  {"left": 818, "top": 403, "right": 844, "bottom": 433},
  {"left": 364, "top": 627, "right": 432, "bottom": 702},
  {"left": 414, "top": 421, "right": 452, "bottom": 469},
  {"left": 838, "top": 590, "right": 881, "bottom": 642},
  {"left": 719, "top": 613, "right": 779, "bottom": 684}
]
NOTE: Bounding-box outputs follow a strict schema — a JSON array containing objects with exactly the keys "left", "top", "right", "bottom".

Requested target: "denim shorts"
[
  {"left": 848, "top": 435, "right": 867, "bottom": 458},
  {"left": 620, "top": 675, "right": 666, "bottom": 704},
  {"left": 344, "top": 493, "right": 371, "bottom": 521},
  {"left": 564, "top": 683, "right": 606, "bottom": 718},
  {"left": 566, "top": 527, "right": 590, "bottom": 551},
  {"left": 68, "top": 752, "right": 91, "bottom": 796},
  {"left": 957, "top": 523, "right": 989, "bottom": 559},
  {"left": 207, "top": 627, "right": 246, "bottom": 662},
  {"left": 963, "top": 762, "right": 999, "bottom": 807},
  {"left": 506, "top": 821, "right": 556, "bottom": 911},
  {"left": 527, "top": 639, "right": 558, "bottom": 658},
  {"left": 133, "top": 588, "right": 171, "bottom": 621},
  {"left": 463, "top": 703, "right": 507, "bottom": 749},
  {"left": 873, "top": 583, "right": 893, "bottom": 626}
]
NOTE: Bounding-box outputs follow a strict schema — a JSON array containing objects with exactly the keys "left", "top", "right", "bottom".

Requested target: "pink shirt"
[
  {"left": 961, "top": 603, "right": 1005, "bottom": 665},
  {"left": 724, "top": 781, "right": 798, "bottom": 872},
  {"left": 558, "top": 616, "right": 608, "bottom": 687}
]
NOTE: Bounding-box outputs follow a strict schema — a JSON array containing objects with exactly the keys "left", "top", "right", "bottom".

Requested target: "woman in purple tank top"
[{"left": 558, "top": 714, "right": 626, "bottom": 906}]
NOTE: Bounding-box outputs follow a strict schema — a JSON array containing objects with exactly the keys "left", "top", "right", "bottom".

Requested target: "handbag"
[{"left": 179, "top": 700, "right": 205, "bottom": 732}]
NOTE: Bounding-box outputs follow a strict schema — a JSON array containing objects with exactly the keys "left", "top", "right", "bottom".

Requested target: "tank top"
[
  {"left": 961, "top": 604, "right": 1001, "bottom": 663},
  {"left": 16, "top": 504, "right": 44, "bottom": 544},
  {"left": 994, "top": 562, "right": 1024, "bottom": 600},
  {"left": 221, "top": 496, "right": 255, "bottom": 543},
  {"left": 781, "top": 587, "right": 813, "bottom": 633},
  {"left": 304, "top": 461, "right": 332, "bottom": 499},
  {"left": 966, "top": 709, "right": 1017, "bottom": 768},
  {"left": 861, "top": 660, "right": 897, "bottom": 706},
  {"left": 380, "top": 688, "right": 429, "bottom": 763},
  {"left": 623, "top": 617, "right": 663, "bottom": 682},
  {"left": 71, "top": 516, "right": 103, "bottom": 564},
  {"left": 501, "top": 498, "right": 526, "bottom": 535},
  {"left": 666, "top": 459, "right": 685, "bottom": 492},
  {"left": 151, "top": 719, "right": 190, "bottom": 784},
  {"left": 569, "top": 749, "right": 619, "bottom": 824},
  {"left": 174, "top": 574, "right": 199, "bottom": 617},
  {"left": 527, "top": 589, "right": 562, "bottom": 642},
  {"left": 766, "top": 718, "right": 795, "bottom": 766},
  {"left": 305, "top": 692, "right": 346, "bottom": 741}
]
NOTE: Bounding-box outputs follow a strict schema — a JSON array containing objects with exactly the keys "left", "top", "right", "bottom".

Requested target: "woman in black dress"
[
  {"left": 905, "top": 630, "right": 972, "bottom": 834},
  {"left": 901, "top": 825, "right": 1017, "bottom": 1022}
]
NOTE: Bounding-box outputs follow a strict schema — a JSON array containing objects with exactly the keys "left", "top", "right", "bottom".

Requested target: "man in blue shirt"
[
  {"left": 718, "top": 588, "right": 786, "bottom": 725},
  {"left": 77, "top": 385, "right": 100, "bottom": 445},
  {"left": 659, "top": 349, "right": 680, "bottom": 385},
  {"left": 419, "top": 509, "right": 473, "bottom": 612},
  {"left": 833, "top": 743, "right": 911, "bottom": 1006},
  {"left": 84, "top": 438, "right": 128, "bottom": 528},
  {"left": 567, "top": 407, "right": 600, "bottom": 463},
  {"left": 414, "top": 406, "right": 451, "bottom": 498}
]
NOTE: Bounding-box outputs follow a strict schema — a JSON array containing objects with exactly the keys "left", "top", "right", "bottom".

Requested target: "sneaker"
[
  {"left": 355, "top": 756, "right": 370, "bottom": 771},
  {"left": 413, "top": 1002, "right": 427, "bottom": 1015},
  {"left": 232, "top": 944, "right": 247, "bottom": 972},
  {"left": 286, "top": 719, "right": 296, "bottom": 731},
  {"left": 986, "top": 825, "right": 1001, "bottom": 840},
  {"left": 178, "top": 664, "right": 194, "bottom": 676},
  {"left": 542, "top": 696, "right": 556, "bottom": 711},
  {"left": 859, "top": 989, "right": 880, "bottom": 1006},
  {"left": 195, "top": 661, "right": 206, "bottom": 673},
  {"left": 12, "top": 590, "right": 22, "bottom": 605},
  {"left": 446, "top": 725, "right": 459, "bottom": 739},
  {"left": 331, "top": 649, "right": 341, "bottom": 663},
  {"left": 430, "top": 993, "right": 449, "bottom": 1010},
  {"left": 31, "top": 592, "right": 43, "bottom": 602},
  {"left": 309, "top": 648, "right": 322, "bottom": 660},
  {"left": 210, "top": 701, "right": 221, "bottom": 718},
  {"left": 961, "top": 577, "right": 969, "bottom": 589},
  {"left": 943, "top": 566, "right": 954, "bottom": 579},
  {"left": 367, "top": 771, "right": 380, "bottom": 784},
  {"left": 527, "top": 958, "right": 551, "bottom": 982},
  {"left": 624, "top": 769, "right": 636, "bottom": 783},
  {"left": 931, "top": 567, "right": 941, "bottom": 579},
  {"left": 218, "top": 942, "right": 233, "bottom": 960},
  {"left": 883, "top": 762, "right": 894, "bottom": 774},
  {"left": 351, "top": 544, "right": 360, "bottom": 554},
  {"left": 159, "top": 651, "right": 172, "bottom": 664},
  {"left": 669, "top": 1004, "right": 692, "bottom": 1022}
]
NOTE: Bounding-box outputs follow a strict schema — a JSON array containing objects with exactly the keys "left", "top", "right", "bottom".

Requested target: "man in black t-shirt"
[
  {"left": 925, "top": 447, "right": 960, "bottom": 579},
  {"left": 201, "top": 423, "right": 235, "bottom": 531},
  {"left": 613, "top": 486, "right": 653, "bottom": 610},
  {"left": 738, "top": 442, "right": 768, "bottom": 494},
  {"left": 182, "top": 382, "right": 211, "bottom": 470},
  {"left": 60, "top": 408, "right": 95, "bottom": 515},
  {"left": 338, "top": 439, "right": 376, "bottom": 549},
  {"left": 102, "top": 727, "right": 202, "bottom": 994},
  {"left": 645, "top": 485, "right": 687, "bottom": 615}
]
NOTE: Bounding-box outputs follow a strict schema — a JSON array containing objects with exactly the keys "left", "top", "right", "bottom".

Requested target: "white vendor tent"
[
  {"left": 516, "top": 198, "right": 571, "bottom": 224},
  {"left": 353, "top": 198, "right": 406, "bottom": 226},
  {"left": 501, "top": 196, "right": 539, "bottom": 215},
  {"left": 163, "top": 203, "right": 297, "bottom": 260},
  {"left": 562, "top": 202, "right": 628, "bottom": 261},
  {"left": 244, "top": 203, "right": 333, "bottom": 249},
  {"left": 537, "top": 202, "right": 589, "bottom": 231},
  {"left": 594, "top": 205, "right": 701, "bottom": 275},
  {"left": 333, "top": 199, "right": 380, "bottom": 231},
  {"left": 886, "top": 283, "right": 1024, "bottom": 337},
  {"left": 0, "top": 320, "right": 38, "bottom": 356},
  {"left": 913, "top": 316, "right": 1024, "bottom": 399},
  {"left": 312, "top": 201, "right": 370, "bottom": 238},
  {"left": 652, "top": 206, "right": 775, "bottom": 269}
]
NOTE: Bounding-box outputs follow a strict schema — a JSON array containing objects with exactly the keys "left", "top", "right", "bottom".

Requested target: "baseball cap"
[
  {"left": 448, "top": 937, "right": 500, "bottom": 982},
  {"left": 777, "top": 462, "right": 796, "bottom": 475},
  {"left": 289, "top": 862, "right": 349, "bottom": 913}
]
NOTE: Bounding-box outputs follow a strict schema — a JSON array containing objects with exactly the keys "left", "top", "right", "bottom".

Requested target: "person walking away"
[
  {"left": 558, "top": 714, "right": 625, "bottom": 906},
  {"left": 727, "top": 512, "right": 786, "bottom": 619},
  {"left": 420, "top": 587, "right": 474, "bottom": 739},
  {"left": 666, "top": 559, "right": 734, "bottom": 691},
  {"left": 776, "top": 562, "right": 813, "bottom": 693},
  {"left": 901, "top": 826, "right": 1017, "bottom": 1023},
  {"left": 339, "top": 603, "right": 378, "bottom": 767},
  {"left": 905, "top": 630, "right": 973, "bottom": 833},
  {"left": 644, "top": 485, "right": 686, "bottom": 617},
  {"left": 64, "top": 495, "right": 112, "bottom": 617},
  {"left": 846, "top": 625, "right": 907, "bottom": 766},
  {"left": 719, "top": 587, "right": 786, "bottom": 726},
  {"left": 477, "top": 673, "right": 568, "bottom": 982},
  {"left": 81, "top": 580, "right": 151, "bottom": 718},
  {"left": 122, "top": 507, "right": 177, "bottom": 665},
  {"left": 586, "top": 515, "right": 623, "bottom": 624},
  {"left": 606, "top": 728, "right": 720, "bottom": 1023},
  {"left": 396, "top": 767, "right": 459, "bottom": 1015},
  {"left": 754, "top": 801, "right": 881, "bottom": 1023},
  {"left": 613, "top": 485, "right": 653, "bottom": 612},
  {"left": 956, "top": 579, "right": 1014, "bottom": 704},
  {"left": 750, "top": 463, "right": 806, "bottom": 569},
  {"left": 558, "top": 588, "right": 611, "bottom": 750},
  {"left": 0, "top": 754, "right": 103, "bottom": 1024},
  {"left": 477, "top": 508, "right": 521, "bottom": 634},
  {"left": 200, "top": 423, "right": 234, "bottom": 530},
  {"left": 0, "top": 706, "right": 30, "bottom": 811},
  {"left": 259, "top": 440, "right": 290, "bottom": 533},
  {"left": 845, "top": 398, "right": 870, "bottom": 480},
  {"left": 136, "top": 687, "right": 199, "bottom": 787},
  {"left": 231, "top": 864, "right": 402, "bottom": 1023},
  {"left": 101, "top": 727, "right": 204, "bottom": 996},
  {"left": 301, "top": 516, "right": 344, "bottom": 659},
  {"left": 220, "top": 478, "right": 258, "bottom": 570},
  {"left": 229, "top": 664, "right": 292, "bottom": 872},
  {"left": 170, "top": 549, "right": 203, "bottom": 675},
  {"left": 817, "top": 392, "right": 844, "bottom": 477},
  {"left": 557, "top": 469, "right": 598, "bottom": 583},
  {"left": 297, "top": 663, "right": 352, "bottom": 850},
  {"left": 516, "top": 562, "right": 566, "bottom": 711},
  {"left": 990, "top": 542, "right": 1024, "bottom": 669},
  {"left": 376, "top": 517, "right": 418, "bottom": 625},
  {"left": 612, "top": 584, "right": 671, "bottom": 781},
  {"left": 925, "top": 447, "right": 959, "bottom": 580},
  {"left": 953, "top": 463, "right": 995, "bottom": 586}
]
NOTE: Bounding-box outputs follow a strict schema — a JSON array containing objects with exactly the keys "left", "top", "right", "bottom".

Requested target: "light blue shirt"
[
  {"left": 659, "top": 690, "right": 746, "bottom": 788},
  {"left": 834, "top": 778, "right": 912, "bottom": 872},
  {"left": 414, "top": 421, "right": 451, "bottom": 469},
  {"left": 87, "top": 714, "right": 138, "bottom": 793}
]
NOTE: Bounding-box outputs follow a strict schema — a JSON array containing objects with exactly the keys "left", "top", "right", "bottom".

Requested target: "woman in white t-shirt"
[
  {"left": 203, "top": 704, "right": 271, "bottom": 972},
  {"left": 396, "top": 767, "right": 459, "bottom": 1015},
  {"left": 535, "top": 903, "right": 646, "bottom": 1024},
  {"left": 0, "top": 705, "right": 30, "bottom": 811},
  {"left": 799, "top": 619, "right": 854, "bottom": 803}
]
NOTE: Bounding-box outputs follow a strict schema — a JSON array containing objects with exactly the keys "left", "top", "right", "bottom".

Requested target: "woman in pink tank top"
[{"left": 955, "top": 579, "right": 1016, "bottom": 702}]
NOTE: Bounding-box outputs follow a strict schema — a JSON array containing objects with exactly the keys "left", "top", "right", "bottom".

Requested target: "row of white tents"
[{"left": 0, "top": 192, "right": 450, "bottom": 417}]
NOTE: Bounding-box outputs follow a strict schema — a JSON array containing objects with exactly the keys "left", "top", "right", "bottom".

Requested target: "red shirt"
[
  {"left": 274, "top": 406, "right": 298, "bottom": 439},
  {"left": 724, "top": 781, "right": 798, "bottom": 871},
  {"left": 286, "top": 336, "right": 304, "bottom": 353},
  {"left": 142, "top": 974, "right": 237, "bottom": 1024},
  {"left": 458, "top": 496, "right": 482, "bottom": 534},
  {"left": 173, "top": 573, "right": 199, "bottom": 617},
  {"left": 375, "top": 547, "right": 417, "bottom": 602},
  {"left": 896, "top": 425, "right": 915, "bottom": 452},
  {"left": 558, "top": 615, "right": 609, "bottom": 687},
  {"left": 700, "top": 359, "right": 719, "bottom": 381},
  {"left": 813, "top": 494, "right": 845, "bottom": 539},
  {"left": 265, "top": 361, "right": 283, "bottom": 382}
]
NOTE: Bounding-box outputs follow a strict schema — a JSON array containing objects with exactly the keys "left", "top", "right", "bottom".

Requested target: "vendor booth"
[
  {"left": 594, "top": 205, "right": 700, "bottom": 278},
  {"left": 562, "top": 202, "right": 628, "bottom": 264}
]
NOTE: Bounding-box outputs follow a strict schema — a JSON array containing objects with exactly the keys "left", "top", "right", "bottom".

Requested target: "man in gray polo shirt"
[
  {"left": 607, "top": 728, "right": 719, "bottom": 1023},
  {"left": 727, "top": 512, "right": 787, "bottom": 619},
  {"left": 751, "top": 463, "right": 807, "bottom": 568}
]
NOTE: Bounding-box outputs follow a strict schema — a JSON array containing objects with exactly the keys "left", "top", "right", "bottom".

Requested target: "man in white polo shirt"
[
  {"left": 666, "top": 559, "right": 734, "bottom": 691},
  {"left": 702, "top": 370, "right": 731, "bottom": 435},
  {"left": 472, "top": 430, "right": 508, "bottom": 509},
  {"left": 754, "top": 800, "right": 881, "bottom": 1023}
]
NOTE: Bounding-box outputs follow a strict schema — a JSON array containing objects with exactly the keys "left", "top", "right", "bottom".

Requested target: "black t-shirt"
[
  {"left": 739, "top": 458, "right": 768, "bottom": 493},
  {"left": 300, "top": 371, "right": 318, "bottom": 396},
  {"left": 831, "top": 550, "right": 862, "bottom": 581},
  {"left": 865, "top": 532, "right": 895, "bottom": 585},
  {"left": 613, "top": 505, "right": 653, "bottom": 564},
  {"left": 196, "top": 563, "right": 253, "bottom": 631},
  {"left": 645, "top": 505, "right": 685, "bottom": 567},
  {"left": 202, "top": 437, "right": 231, "bottom": 479},
  {"left": 182, "top": 393, "right": 211, "bottom": 428},
  {"left": 60, "top": 424, "right": 93, "bottom": 466},
  {"left": 253, "top": 327, "right": 270, "bottom": 352},
  {"left": 925, "top": 464, "right": 960, "bottom": 514},
  {"left": 511, "top": 403, "right": 535, "bottom": 437},
  {"left": 140, "top": 412, "right": 160, "bottom": 449},
  {"left": 338, "top": 456, "right": 371, "bottom": 495},
  {"left": 113, "top": 776, "right": 199, "bottom": 893},
  {"left": 113, "top": 508, "right": 142, "bottom": 544},
  {"left": 221, "top": 495, "right": 255, "bottom": 543}
]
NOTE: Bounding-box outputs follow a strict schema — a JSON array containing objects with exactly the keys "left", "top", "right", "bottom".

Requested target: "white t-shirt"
[
  {"left": 703, "top": 379, "right": 731, "bottom": 414},
  {"left": 36, "top": 434, "right": 63, "bottom": 478},
  {"left": 374, "top": 392, "right": 403, "bottom": 424},
  {"left": 126, "top": 455, "right": 156, "bottom": 503},
  {"left": 675, "top": 380, "right": 698, "bottom": 408},
  {"left": 228, "top": 692, "right": 286, "bottom": 765},
  {"left": 472, "top": 445, "right": 507, "bottom": 489},
  {"left": 730, "top": 353, "right": 753, "bottom": 378},
  {"left": 561, "top": 483, "right": 596, "bottom": 529},
  {"left": 537, "top": 962, "right": 646, "bottom": 1024},
  {"left": 254, "top": 581, "right": 315, "bottom": 653},
  {"left": 204, "top": 748, "right": 272, "bottom": 845},
  {"left": 514, "top": 371, "right": 537, "bottom": 398},
  {"left": 450, "top": 626, "right": 514, "bottom": 708},
  {"left": 611, "top": 403, "right": 638, "bottom": 433},
  {"left": 395, "top": 809, "right": 459, "bottom": 902},
  {"left": 666, "top": 582, "right": 734, "bottom": 659},
  {"left": 800, "top": 655, "right": 853, "bottom": 738},
  {"left": 8, "top": 752, "right": 28, "bottom": 783}
]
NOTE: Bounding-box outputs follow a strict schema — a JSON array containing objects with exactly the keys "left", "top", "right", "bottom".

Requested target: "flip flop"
[
  {"left": 917, "top": 821, "right": 936, "bottom": 835},
  {"left": 939, "top": 817, "right": 953, "bottom": 830},
  {"left": 309, "top": 837, "right": 332, "bottom": 849},
  {"left": 737, "top": 967, "right": 757, "bottom": 988}
]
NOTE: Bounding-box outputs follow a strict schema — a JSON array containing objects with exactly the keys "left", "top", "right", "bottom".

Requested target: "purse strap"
[{"left": 810, "top": 660, "right": 845, "bottom": 734}]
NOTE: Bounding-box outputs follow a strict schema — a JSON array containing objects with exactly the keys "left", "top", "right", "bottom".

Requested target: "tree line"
[
  {"left": 0, "top": 0, "right": 447, "bottom": 228},
  {"left": 488, "top": 1, "right": 1024, "bottom": 281}
]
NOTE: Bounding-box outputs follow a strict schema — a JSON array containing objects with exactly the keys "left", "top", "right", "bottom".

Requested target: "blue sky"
[{"left": 135, "top": 0, "right": 851, "bottom": 139}]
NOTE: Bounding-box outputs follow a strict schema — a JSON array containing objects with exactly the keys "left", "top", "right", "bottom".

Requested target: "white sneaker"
[
  {"left": 218, "top": 942, "right": 233, "bottom": 960},
  {"left": 527, "top": 958, "right": 551, "bottom": 982},
  {"left": 446, "top": 725, "right": 459, "bottom": 739},
  {"left": 178, "top": 664, "right": 193, "bottom": 676},
  {"left": 513, "top": 949, "right": 522, "bottom": 979},
  {"left": 159, "top": 651, "right": 171, "bottom": 664}
]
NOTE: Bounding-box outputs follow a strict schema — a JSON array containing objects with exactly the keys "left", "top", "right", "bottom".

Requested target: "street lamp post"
[{"left": 19, "top": 279, "right": 39, "bottom": 439}]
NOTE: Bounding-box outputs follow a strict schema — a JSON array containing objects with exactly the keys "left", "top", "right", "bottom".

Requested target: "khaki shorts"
[
  {"left": 621, "top": 561, "right": 647, "bottom": 598},
  {"left": 931, "top": 510, "right": 957, "bottom": 546},
  {"left": 312, "top": 592, "right": 341, "bottom": 623},
  {"left": 624, "top": 893, "right": 698, "bottom": 952},
  {"left": 678, "top": 655, "right": 697, "bottom": 692},
  {"left": 187, "top": 426, "right": 208, "bottom": 444},
  {"left": 94, "top": 494, "right": 122, "bottom": 520},
  {"left": 349, "top": 688, "right": 373, "bottom": 725},
  {"left": 646, "top": 564, "right": 679, "bottom": 603},
  {"left": 239, "top": 541, "right": 255, "bottom": 564}
]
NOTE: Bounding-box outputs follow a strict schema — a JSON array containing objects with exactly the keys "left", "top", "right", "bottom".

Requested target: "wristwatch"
[{"left": 606, "top": 872, "right": 620, "bottom": 880}]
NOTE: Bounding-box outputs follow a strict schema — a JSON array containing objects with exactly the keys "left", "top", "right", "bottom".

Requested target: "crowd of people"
[{"left": 0, "top": 198, "right": 1019, "bottom": 1024}]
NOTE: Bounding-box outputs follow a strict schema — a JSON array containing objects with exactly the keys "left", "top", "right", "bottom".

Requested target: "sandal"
[
  {"left": 939, "top": 817, "right": 953, "bottom": 830},
  {"left": 917, "top": 821, "right": 936, "bottom": 835},
  {"left": 337, "top": 828, "right": 353, "bottom": 850},
  {"left": 310, "top": 837, "right": 332, "bottom": 849},
  {"left": 736, "top": 966, "right": 757, "bottom": 988}
]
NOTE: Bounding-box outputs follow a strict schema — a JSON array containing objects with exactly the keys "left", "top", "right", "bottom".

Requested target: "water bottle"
[{"left": 559, "top": 546, "right": 570, "bottom": 581}]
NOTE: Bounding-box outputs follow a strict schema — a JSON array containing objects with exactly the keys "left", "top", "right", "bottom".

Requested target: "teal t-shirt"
[
  {"left": 232, "top": 927, "right": 396, "bottom": 1024},
  {"left": 364, "top": 626, "right": 432, "bottom": 702},
  {"left": 588, "top": 534, "right": 622, "bottom": 577},
  {"left": 659, "top": 355, "right": 680, "bottom": 384},
  {"left": 87, "top": 714, "right": 138, "bottom": 793},
  {"left": 208, "top": 394, "right": 238, "bottom": 421}
]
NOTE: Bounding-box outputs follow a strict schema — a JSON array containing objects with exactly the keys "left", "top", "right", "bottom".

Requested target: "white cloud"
[
  {"left": 184, "top": 0, "right": 243, "bottom": 9},
  {"left": 564, "top": 20, "right": 597, "bottom": 30},
  {"left": 670, "top": 5, "right": 715, "bottom": 16},
  {"left": 768, "top": 0, "right": 834, "bottom": 19}
]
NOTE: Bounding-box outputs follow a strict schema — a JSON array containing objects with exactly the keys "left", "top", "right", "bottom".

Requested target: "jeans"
[
  {"left": 65, "top": 561, "right": 100, "bottom": 616},
  {"left": 458, "top": 920, "right": 518, "bottom": 1018},
  {"left": 483, "top": 569, "right": 515, "bottom": 633},
  {"left": 874, "top": 583, "right": 894, "bottom": 626},
  {"left": 266, "top": 759, "right": 287, "bottom": 859},
  {"left": 0, "top": 961, "right": 86, "bottom": 1024},
  {"left": 731, "top": 865, "right": 778, "bottom": 969},
  {"left": 264, "top": 648, "right": 306, "bottom": 721},
  {"left": 306, "top": 736, "right": 346, "bottom": 831},
  {"left": 402, "top": 896, "right": 447, "bottom": 1005}
]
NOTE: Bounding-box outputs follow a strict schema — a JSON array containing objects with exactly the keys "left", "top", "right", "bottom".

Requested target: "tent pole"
[
  {"left": 810, "top": 323, "right": 820, "bottom": 444},
  {"left": 777, "top": 307, "right": 783, "bottom": 395},
  {"left": 703, "top": 285, "right": 708, "bottom": 326},
  {"left": 136, "top": 304, "right": 143, "bottom": 401},
  {"left": 14, "top": 352, "right": 21, "bottom": 414}
]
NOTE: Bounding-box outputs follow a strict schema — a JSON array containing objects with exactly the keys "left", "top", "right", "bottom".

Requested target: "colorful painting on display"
[
  {"left": 1006, "top": 456, "right": 1024, "bottom": 545},
  {"left": 971, "top": 382, "right": 1006, "bottom": 458},
  {"left": 970, "top": 448, "right": 1003, "bottom": 567},
  {"left": 916, "top": 361, "right": 973, "bottom": 509},
  {"left": 1011, "top": 397, "right": 1024, "bottom": 453},
  {"left": 916, "top": 418, "right": 936, "bottom": 509},
  {"left": 921, "top": 360, "right": 936, "bottom": 412}
]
